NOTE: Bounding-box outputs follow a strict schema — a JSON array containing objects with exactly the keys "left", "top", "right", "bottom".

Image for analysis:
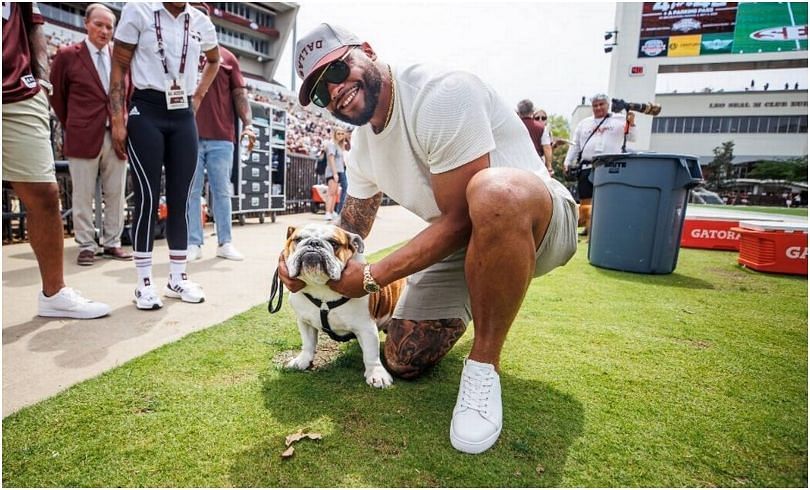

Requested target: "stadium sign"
[{"left": 638, "top": 2, "right": 808, "bottom": 57}]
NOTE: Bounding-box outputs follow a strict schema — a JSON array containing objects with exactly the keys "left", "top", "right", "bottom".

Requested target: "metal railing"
[{"left": 282, "top": 153, "right": 321, "bottom": 215}]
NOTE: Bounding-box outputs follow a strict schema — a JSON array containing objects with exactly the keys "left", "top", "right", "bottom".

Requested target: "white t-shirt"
[
  {"left": 115, "top": 2, "right": 217, "bottom": 93},
  {"left": 563, "top": 114, "right": 637, "bottom": 169},
  {"left": 347, "top": 64, "right": 563, "bottom": 222}
]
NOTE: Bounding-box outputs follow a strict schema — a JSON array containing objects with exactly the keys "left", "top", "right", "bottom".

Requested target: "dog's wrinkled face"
[{"left": 283, "top": 224, "right": 364, "bottom": 285}]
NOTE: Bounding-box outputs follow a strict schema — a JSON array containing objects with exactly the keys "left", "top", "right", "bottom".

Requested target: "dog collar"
[{"left": 302, "top": 293, "right": 356, "bottom": 343}]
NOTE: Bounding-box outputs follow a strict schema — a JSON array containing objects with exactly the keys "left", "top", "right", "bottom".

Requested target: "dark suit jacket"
[{"left": 49, "top": 41, "right": 128, "bottom": 159}]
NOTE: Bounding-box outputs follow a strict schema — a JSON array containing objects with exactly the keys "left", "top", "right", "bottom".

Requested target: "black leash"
[
  {"left": 268, "top": 267, "right": 283, "bottom": 314},
  {"left": 302, "top": 293, "right": 355, "bottom": 342}
]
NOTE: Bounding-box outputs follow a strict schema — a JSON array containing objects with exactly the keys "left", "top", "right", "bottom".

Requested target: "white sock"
[
  {"left": 133, "top": 252, "right": 153, "bottom": 288},
  {"left": 169, "top": 249, "right": 187, "bottom": 286}
]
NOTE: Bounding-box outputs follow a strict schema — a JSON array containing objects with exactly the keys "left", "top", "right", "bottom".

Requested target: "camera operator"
[{"left": 564, "top": 93, "right": 636, "bottom": 236}]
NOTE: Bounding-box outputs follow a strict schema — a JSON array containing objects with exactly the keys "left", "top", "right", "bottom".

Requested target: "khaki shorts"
[
  {"left": 2, "top": 91, "right": 56, "bottom": 183},
  {"left": 393, "top": 177, "right": 578, "bottom": 325}
]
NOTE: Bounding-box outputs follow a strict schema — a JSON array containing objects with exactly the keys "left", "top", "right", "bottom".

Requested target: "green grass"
[
  {"left": 3, "top": 245, "right": 807, "bottom": 487},
  {"left": 692, "top": 204, "right": 808, "bottom": 217}
]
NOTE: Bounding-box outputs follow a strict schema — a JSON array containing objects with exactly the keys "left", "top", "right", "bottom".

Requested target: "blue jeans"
[
  {"left": 187, "top": 139, "right": 234, "bottom": 246},
  {"left": 336, "top": 171, "right": 348, "bottom": 213}
]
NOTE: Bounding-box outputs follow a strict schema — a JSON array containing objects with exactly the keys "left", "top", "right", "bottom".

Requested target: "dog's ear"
[
  {"left": 346, "top": 231, "right": 365, "bottom": 254},
  {"left": 286, "top": 226, "right": 297, "bottom": 239}
]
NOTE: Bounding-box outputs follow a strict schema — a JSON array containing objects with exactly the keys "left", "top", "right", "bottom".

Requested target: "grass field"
[{"left": 2, "top": 244, "right": 807, "bottom": 487}]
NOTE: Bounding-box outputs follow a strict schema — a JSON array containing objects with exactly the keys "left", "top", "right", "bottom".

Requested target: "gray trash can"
[{"left": 587, "top": 152, "right": 703, "bottom": 274}]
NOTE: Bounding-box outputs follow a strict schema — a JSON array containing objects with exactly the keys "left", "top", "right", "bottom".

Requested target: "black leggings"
[{"left": 126, "top": 89, "right": 199, "bottom": 253}]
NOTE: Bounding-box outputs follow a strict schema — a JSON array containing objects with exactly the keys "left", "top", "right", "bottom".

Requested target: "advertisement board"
[{"left": 638, "top": 2, "right": 807, "bottom": 58}]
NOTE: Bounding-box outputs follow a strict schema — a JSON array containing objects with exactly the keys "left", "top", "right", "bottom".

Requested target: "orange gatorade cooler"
[
  {"left": 732, "top": 220, "right": 808, "bottom": 276},
  {"left": 681, "top": 218, "right": 742, "bottom": 251}
]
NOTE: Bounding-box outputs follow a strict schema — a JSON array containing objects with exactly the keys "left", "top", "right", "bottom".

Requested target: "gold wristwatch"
[{"left": 363, "top": 264, "right": 381, "bottom": 293}]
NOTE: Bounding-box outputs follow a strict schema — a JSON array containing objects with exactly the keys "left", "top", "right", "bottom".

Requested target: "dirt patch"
[{"left": 272, "top": 338, "right": 344, "bottom": 369}]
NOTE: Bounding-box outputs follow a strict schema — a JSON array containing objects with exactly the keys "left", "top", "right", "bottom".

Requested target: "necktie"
[{"left": 97, "top": 50, "right": 109, "bottom": 93}]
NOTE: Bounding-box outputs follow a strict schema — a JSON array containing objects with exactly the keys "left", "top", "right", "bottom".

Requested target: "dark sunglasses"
[
  {"left": 309, "top": 47, "right": 358, "bottom": 108},
  {"left": 534, "top": 115, "right": 548, "bottom": 121}
]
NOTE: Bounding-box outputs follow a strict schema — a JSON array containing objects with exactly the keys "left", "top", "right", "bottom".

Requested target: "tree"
[
  {"left": 706, "top": 140, "right": 734, "bottom": 190},
  {"left": 547, "top": 114, "right": 570, "bottom": 183},
  {"left": 748, "top": 156, "right": 808, "bottom": 182}
]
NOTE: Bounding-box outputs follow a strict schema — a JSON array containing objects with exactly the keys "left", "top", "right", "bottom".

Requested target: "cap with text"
[{"left": 295, "top": 23, "right": 362, "bottom": 106}]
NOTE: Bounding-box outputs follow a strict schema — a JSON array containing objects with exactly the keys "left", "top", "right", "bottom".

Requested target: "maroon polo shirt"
[
  {"left": 196, "top": 46, "right": 247, "bottom": 141},
  {"left": 2, "top": 2, "right": 44, "bottom": 103},
  {"left": 519, "top": 116, "right": 546, "bottom": 157}
]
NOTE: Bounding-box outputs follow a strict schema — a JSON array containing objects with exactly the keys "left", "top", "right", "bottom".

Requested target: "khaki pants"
[{"left": 68, "top": 131, "right": 127, "bottom": 251}]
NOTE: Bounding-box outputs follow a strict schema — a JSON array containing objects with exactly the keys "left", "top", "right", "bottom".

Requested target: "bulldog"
[{"left": 282, "top": 223, "right": 404, "bottom": 388}]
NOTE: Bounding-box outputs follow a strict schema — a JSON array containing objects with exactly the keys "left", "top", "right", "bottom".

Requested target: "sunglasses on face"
[
  {"left": 534, "top": 115, "right": 548, "bottom": 121},
  {"left": 309, "top": 47, "right": 357, "bottom": 108}
]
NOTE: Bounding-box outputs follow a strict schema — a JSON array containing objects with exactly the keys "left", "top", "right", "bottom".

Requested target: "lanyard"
[{"left": 154, "top": 10, "right": 190, "bottom": 79}]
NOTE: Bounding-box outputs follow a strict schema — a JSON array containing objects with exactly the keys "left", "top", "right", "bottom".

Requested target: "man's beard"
[{"left": 331, "top": 62, "right": 383, "bottom": 126}]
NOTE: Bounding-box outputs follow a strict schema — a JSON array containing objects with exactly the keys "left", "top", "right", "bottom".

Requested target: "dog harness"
[
  {"left": 302, "top": 293, "right": 356, "bottom": 342},
  {"left": 267, "top": 267, "right": 356, "bottom": 343}
]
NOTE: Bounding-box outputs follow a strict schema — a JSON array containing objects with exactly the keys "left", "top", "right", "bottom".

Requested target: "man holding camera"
[{"left": 564, "top": 93, "right": 636, "bottom": 236}]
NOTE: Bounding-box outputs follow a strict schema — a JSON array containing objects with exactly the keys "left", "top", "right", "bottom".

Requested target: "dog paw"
[
  {"left": 286, "top": 354, "right": 313, "bottom": 370},
  {"left": 365, "top": 366, "right": 394, "bottom": 389}
]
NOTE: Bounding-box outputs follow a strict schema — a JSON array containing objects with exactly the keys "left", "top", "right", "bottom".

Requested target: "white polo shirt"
[{"left": 114, "top": 2, "right": 217, "bottom": 93}]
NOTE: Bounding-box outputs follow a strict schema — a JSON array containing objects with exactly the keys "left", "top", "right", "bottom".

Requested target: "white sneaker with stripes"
[
  {"left": 164, "top": 273, "right": 205, "bottom": 303},
  {"left": 134, "top": 283, "right": 163, "bottom": 310}
]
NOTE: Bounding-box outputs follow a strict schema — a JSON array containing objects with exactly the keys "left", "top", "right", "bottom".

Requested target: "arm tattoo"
[
  {"left": 30, "top": 25, "right": 49, "bottom": 80},
  {"left": 338, "top": 193, "right": 382, "bottom": 239},
  {"left": 232, "top": 88, "right": 252, "bottom": 126},
  {"left": 110, "top": 42, "right": 135, "bottom": 118},
  {"left": 383, "top": 318, "right": 467, "bottom": 379}
]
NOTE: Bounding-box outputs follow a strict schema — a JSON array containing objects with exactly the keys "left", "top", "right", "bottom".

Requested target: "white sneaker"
[
  {"left": 187, "top": 244, "right": 203, "bottom": 261},
  {"left": 216, "top": 242, "right": 244, "bottom": 261},
  {"left": 134, "top": 284, "right": 163, "bottom": 310},
  {"left": 449, "top": 358, "right": 503, "bottom": 454},
  {"left": 324, "top": 212, "right": 333, "bottom": 221},
  {"left": 38, "top": 287, "right": 111, "bottom": 319},
  {"left": 164, "top": 273, "right": 205, "bottom": 303}
]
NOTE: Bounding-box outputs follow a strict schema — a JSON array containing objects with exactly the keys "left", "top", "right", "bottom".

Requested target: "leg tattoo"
[{"left": 383, "top": 318, "right": 467, "bottom": 379}]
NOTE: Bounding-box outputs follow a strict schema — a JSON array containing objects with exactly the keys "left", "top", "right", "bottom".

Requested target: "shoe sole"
[
  {"left": 38, "top": 308, "right": 110, "bottom": 319},
  {"left": 77, "top": 262, "right": 94, "bottom": 266},
  {"left": 216, "top": 254, "right": 244, "bottom": 261},
  {"left": 133, "top": 299, "right": 162, "bottom": 310},
  {"left": 163, "top": 289, "right": 205, "bottom": 303},
  {"left": 104, "top": 255, "right": 133, "bottom": 261},
  {"left": 449, "top": 426, "right": 502, "bottom": 454}
]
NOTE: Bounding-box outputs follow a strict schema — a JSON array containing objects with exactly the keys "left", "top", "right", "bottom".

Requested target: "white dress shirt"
[
  {"left": 114, "top": 2, "right": 217, "bottom": 93},
  {"left": 84, "top": 37, "right": 110, "bottom": 93}
]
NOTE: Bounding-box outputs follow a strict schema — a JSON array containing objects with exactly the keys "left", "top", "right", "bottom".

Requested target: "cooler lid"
[{"left": 738, "top": 220, "right": 809, "bottom": 232}]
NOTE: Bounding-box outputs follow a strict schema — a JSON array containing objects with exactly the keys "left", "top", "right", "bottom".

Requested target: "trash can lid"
[
  {"left": 592, "top": 151, "right": 700, "bottom": 165},
  {"left": 738, "top": 220, "right": 808, "bottom": 232}
]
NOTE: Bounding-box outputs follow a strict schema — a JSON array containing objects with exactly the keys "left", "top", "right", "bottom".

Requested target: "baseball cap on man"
[{"left": 295, "top": 23, "right": 362, "bottom": 106}]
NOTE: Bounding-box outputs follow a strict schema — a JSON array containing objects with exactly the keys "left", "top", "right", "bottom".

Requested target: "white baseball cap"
[{"left": 295, "top": 23, "right": 362, "bottom": 106}]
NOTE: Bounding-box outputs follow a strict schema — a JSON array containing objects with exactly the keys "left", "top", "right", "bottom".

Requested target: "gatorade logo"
[
  {"left": 690, "top": 229, "right": 740, "bottom": 240},
  {"left": 785, "top": 246, "right": 808, "bottom": 260}
]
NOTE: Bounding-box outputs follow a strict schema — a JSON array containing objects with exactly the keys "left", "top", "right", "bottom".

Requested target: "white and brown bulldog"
[{"left": 282, "top": 223, "right": 404, "bottom": 388}]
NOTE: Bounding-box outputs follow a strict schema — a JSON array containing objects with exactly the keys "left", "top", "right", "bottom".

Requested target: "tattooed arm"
[
  {"left": 336, "top": 193, "right": 382, "bottom": 239},
  {"left": 232, "top": 86, "right": 255, "bottom": 150},
  {"left": 109, "top": 41, "right": 135, "bottom": 160}
]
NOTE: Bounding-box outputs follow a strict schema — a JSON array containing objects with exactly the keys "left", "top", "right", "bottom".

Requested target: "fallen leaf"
[
  {"left": 281, "top": 446, "right": 294, "bottom": 458},
  {"left": 305, "top": 432, "right": 322, "bottom": 441},
  {"left": 285, "top": 430, "right": 305, "bottom": 447},
  {"left": 536, "top": 464, "right": 545, "bottom": 474}
]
